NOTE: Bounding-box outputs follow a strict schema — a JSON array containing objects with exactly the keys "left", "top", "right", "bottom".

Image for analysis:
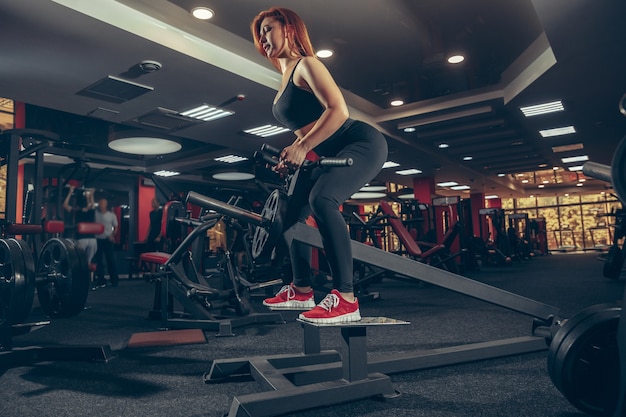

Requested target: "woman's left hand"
[{"left": 275, "top": 141, "right": 308, "bottom": 174}]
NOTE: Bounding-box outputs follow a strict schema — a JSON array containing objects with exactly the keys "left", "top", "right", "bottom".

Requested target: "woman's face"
[{"left": 259, "top": 17, "right": 289, "bottom": 58}]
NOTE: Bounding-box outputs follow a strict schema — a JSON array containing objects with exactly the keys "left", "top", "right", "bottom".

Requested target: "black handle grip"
[
  {"left": 261, "top": 143, "right": 282, "bottom": 157},
  {"left": 253, "top": 150, "right": 279, "bottom": 167},
  {"left": 318, "top": 157, "right": 353, "bottom": 167}
]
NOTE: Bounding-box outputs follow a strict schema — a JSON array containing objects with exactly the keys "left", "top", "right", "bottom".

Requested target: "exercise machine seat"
[{"left": 139, "top": 252, "right": 170, "bottom": 265}]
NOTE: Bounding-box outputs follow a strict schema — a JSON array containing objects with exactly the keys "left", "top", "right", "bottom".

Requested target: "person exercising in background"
[
  {"left": 63, "top": 185, "right": 97, "bottom": 264},
  {"left": 93, "top": 197, "right": 120, "bottom": 288},
  {"left": 251, "top": 7, "right": 388, "bottom": 323},
  {"left": 144, "top": 197, "right": 163, "bottom": 252}
]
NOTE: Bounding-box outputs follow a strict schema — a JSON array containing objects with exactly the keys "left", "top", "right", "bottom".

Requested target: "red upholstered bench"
[
  {"left": 139, "top": 251, "right": 171, "bottom": 265},
  {"left": 44, "top": 220, "right": 65, "bottom": 235}
]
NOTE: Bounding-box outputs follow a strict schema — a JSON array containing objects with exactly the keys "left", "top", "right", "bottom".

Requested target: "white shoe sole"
[
  {"left": 298, "top": 310, "right": 362, "bottom": 324},
  {"left": 263, "top": 300, "right": 315, "bottom": 311}
]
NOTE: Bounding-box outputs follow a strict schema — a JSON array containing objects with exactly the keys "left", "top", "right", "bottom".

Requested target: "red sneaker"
[
  {"left": 263, "top": 283, "right": 315, "bottom": 310},
  {"left": 298, "top": 290, "right": 361, "bottom": 324}
]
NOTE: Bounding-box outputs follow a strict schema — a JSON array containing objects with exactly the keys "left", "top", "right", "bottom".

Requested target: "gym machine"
[
  {"left": 139, "top": 199, "right": 285, "bottom": 337},
  {"left": 193, "top": 141, "right": 626, "bottom": 417}
]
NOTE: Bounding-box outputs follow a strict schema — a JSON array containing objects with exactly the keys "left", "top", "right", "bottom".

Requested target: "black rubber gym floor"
[{"left": 2, "top": 251, "right": 623, "bottom": 417}]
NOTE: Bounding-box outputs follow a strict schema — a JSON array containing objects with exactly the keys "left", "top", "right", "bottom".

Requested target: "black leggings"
[{"left": 286, "top": 119, "right": 388, "bottom": 293}]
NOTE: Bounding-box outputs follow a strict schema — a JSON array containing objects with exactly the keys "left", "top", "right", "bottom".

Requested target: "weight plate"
[
  {"left": 251, "top": 189, "right": 287, "bottom": 260},
  {"left": 603, "top": 245, "right": 623, "bottom": 279},
  {"left": 6, "top": 239, "right": 36, "bottom": 324},
  {"left": 36, "top": 238, "right": 90, "bottom": 318},
  {"left": 547, "top": 305, "right": 621, "bottom": 416},
  {"left": 0, "top": 239, "right": 30, "bottom": 326}
]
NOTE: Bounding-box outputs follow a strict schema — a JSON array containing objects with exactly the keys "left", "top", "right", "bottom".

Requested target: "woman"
[{"left": 251, "top": 7, "right": 388, "bottom": 324}]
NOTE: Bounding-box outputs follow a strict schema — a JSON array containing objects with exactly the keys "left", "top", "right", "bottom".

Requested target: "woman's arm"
[
  {"left": 63, "top": 185, "right": 74, "bottom": 212},
  {"left": 279, "top": 56, "right": 349, "bottom": 167}
]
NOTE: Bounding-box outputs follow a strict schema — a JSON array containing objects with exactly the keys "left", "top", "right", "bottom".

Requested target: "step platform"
[{"left": 205, "top": 316, "right": 409, "bottom": 417}]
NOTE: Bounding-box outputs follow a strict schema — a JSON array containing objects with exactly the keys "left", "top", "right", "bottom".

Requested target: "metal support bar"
[
  {"left": 284, "top": 222, "right": 560, "bottom": 321},
  {"left": 186, "top": 191, "right": 263, "bottom": 226},
  {"left": 4, "top": 132, "right": 20, "bottom": 223}
]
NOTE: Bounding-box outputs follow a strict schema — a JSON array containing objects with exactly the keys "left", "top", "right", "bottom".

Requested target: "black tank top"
[{"left": 272, "top": 59, "right": 324, "bottom": 131}]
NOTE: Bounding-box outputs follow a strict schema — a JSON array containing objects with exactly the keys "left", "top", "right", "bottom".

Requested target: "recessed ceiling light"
[
  {"left": 522, "top": 179, "right": 529, "bottom": 183},
  {"left": 561, "top": 155, "right": 589, "bottom": 163},
  {"left": 108, "top": 136, "right": 181, "bottom": 155},
  {"left": 213, "top": 172, "right": 255, "bottom": 181},
  {"left": 360, "top": 184, "right": 387, "bottom": 192},
  {"left": 540, "top": 126, "right": 576, "bottom": 137},
  {"left": 438, "top": 143, "right": 449, "bottom": 148},
  {"left": 382, "top": 161, "right": 400, "bottom": 169},
  {"left": 350, "top": 192, "right": 387, "bottom": 200},
  {"left": 538, "top": 184, "right": 545, "bottom": 188},
  {"left": 403, "top": 127, "right": 416, "bottom": 133},
  {"left": 568, "top": 166, "right": 584, "bottom": 171},
  {"left": 462, "top": 156, "right": 473, "bottom": 161},
  {"left": 390, "top": 99, "right": 404, "bottom": 107},
  {"left": 447, "top": 55, "right": 465, "bottom": 64},
  {"left": 396, "top": 191, "right": 416, "bottom": 200},
  {"left": 396, "top": 168, "right": 422, "bottom": 175},
  {"left": 485, "top": 195, "right": 499, "bottom": 199},
  {"left": 576, "top": 182, "right": 583, "bottom": 186},
  {"left": 316, "top": 49, "right": 333, "bottom": 58},
  {"left": 191, "top": 7, "right": 214, "bottom": 20},
  {"left": 244, "top": 124, "right": 291, "bottom": 137},
  {"left": 450, "top": 185, "right": 470, "bottom": 190},
  {"left": 497, "top": 173, "right": 505, "bottom": 177},
  {"left": 520, "top": 100, "right": 564, "bottom": 117}
]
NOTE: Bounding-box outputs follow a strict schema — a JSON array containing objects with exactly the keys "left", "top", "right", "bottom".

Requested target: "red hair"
[{"left": 250, "top": 7, "right": 316, "bottom": 71}]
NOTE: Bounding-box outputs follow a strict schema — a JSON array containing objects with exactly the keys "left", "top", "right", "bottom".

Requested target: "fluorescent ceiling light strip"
[
  {"left": 382, "top": 161, "right": 400, "bottom": 169},
  {"left": 245, "top": 125, "right": 290, "bottom": 137},
  {"left": 437, "top": 181, "right": 459, "bottom": 187},
  {"left": 181, "top": 105, "right": 212, "bottom": 117},
  {"left": 200, "top": 111, "right": 233, "bottom": 121},
  {"left": 245, "top": 125, "right": 273, "bottom": 135},
  {"left": 540, "top": 126, "right": 576, "bottom": 137},
  {"left": 154, "top": 170, "right": 180, "bottom": 177},
  {"left": 520, "top": 100, "right": 564, "bottom": 117},
  {"left": 214, "top": 154, "right": 248, "bottom": 163},
  {"left": 561, "top": 155, "right": 589, "bottom": 163},
  {"left": 396, "top": 169, "right": 422, "bottom": 175},
  {"left": 568, "top": 166, "right": 584, "bottom": 171},
  {"left": 451, "top": 185, "right": 470, "bottom": 190},
  {"left": 552, "top": 143, "right": 584, "bottom": 153}
]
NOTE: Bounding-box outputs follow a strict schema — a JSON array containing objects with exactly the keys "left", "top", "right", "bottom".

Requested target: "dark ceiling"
[{"left": 0, "top": 0, "right": 624, "bottom": 199}]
